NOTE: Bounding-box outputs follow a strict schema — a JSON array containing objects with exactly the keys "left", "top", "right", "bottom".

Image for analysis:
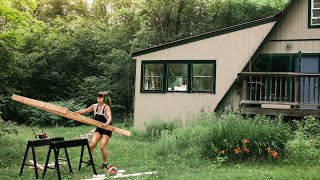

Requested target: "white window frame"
[{"left": 311, "top": 0, "right": 320, "bottom": 26}]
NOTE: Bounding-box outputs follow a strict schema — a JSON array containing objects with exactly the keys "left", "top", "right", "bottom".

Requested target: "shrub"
[
  {"left": 285, "top": 116, "right": 320, "bottom": 164},
  {"left": 214, "top": 112, "right": 291, "bottom": 161},
  {"left": 285, "top": 131, "right": 320, "bottom": 164},
  {"left": 154, "top": 111, "right": 291, "bottom": 162},
  {"left": 294, "top": 116, "right": 320, "bottom": 139},
  {"left": 21, "top": 100, "right": 87, "bottom": 127},
  {"left": 144, "top": 119, "right": 181, "bottom": 141},
  {"left": 0, "top": 115, "right": 18, "bottom": 137},
  {"left": 154, "top": 113, "right": 219, "bottom": 158}
]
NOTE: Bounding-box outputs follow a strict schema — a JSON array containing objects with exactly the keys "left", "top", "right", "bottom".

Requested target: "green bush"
[
  {"left": 294, "top": 116, "right": 320, "bottom": 139},
  {"left": 144, "top": 119, "right": 181, "bottom": 141},
  {"left": 20, "top": 100, "right": 87, "bottom": 127},
  {"left": 215, "top": 112, "right": 291, "bottom": 161},
  {"left": 285, "top": 116, "right": 320, "bottom": 164},
  {"left": 154, "top": 113, "right": 219, "bottom": 158},
  {"left": 0, "top": 113, "right": 18, "bottom": 137},
  {"left": 154, "top": 111, "right": 291, "bottom": 162},
  {"left": 285, "top": 131, "right": 320, "bottom": 164}
]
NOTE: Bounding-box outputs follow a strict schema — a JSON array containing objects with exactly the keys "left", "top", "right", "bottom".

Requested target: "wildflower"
[
  {"left": 242, "top": 139, "right": 249, "bottom": 144},
  {"left": 266, "top": 147, "right": 272, "bottom": 153},
  {"left": 243, "top": 146, "right": 250, "bottom": 153},
  {"left": 272, "top": 151, "right": 278, "bottom": 158},
  {"left": 220, "top": 150, "right": 225, "bottom": 155},
  {"left": 234, "top": 147, "right": 241, "bottom": 154}
]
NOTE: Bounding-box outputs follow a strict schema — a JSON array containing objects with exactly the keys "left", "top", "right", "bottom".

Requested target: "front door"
[{"left": 299, "top": 57, "right": 319, "bottom": 109}]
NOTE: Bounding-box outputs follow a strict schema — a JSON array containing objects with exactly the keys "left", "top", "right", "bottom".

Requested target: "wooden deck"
[{"left": 238, "top": 72, "right": 320, "bottom": 117}]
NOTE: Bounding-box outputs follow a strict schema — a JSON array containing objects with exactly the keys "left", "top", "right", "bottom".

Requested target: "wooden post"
[
  {"left": 242, "top": 77, "right": 247, "bottom": 102},
  {"left": 294, "top": 77, "right": 299, "bottom": 109},
  {"left": 11, "top": 94, "right": 131, "bottom": 137}
]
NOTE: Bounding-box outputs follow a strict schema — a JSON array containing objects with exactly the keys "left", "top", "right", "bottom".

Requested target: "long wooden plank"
[{"left": 11, "top": 94, "right": 131, "bottom": 137}]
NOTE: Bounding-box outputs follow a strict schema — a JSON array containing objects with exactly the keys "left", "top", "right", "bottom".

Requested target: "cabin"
[{"left": 132, "top": 0, "right": 320, "bottom": 130}]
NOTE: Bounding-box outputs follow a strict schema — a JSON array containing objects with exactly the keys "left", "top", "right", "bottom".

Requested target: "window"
[
  {"left": 167, "top": 64, "right": 188, "bottom": 92},
  {"left": 309, "top": 0, "right": 320, "bottom": 28},
  {"left": 192, "top": 63, "right": 214, "bottom": 92},
  {"left": 141, "top": 60, "right": 216, "bottom": 93},
  {"left": 142, "top": 63, "right": 163, "bottom": 91}
]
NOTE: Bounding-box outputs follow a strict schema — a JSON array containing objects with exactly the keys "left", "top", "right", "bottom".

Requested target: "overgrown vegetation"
[
  {"left": 152, "top": 111, "right": 291, "bottom": 163},
  {"left": 285, "top": 116, "right": 320, "bottom": 165},
  {"left": 140, "top": 111, "right": 320, "bottom": 166}
]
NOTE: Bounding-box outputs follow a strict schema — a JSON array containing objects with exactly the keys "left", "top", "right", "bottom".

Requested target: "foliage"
[
  {"left": 294, "top": 115, "right": 320, "bottom": 139},
  {"left": 0, "top": 115, "right": 18, "bottom": 137},
  {"left": 154, "top": 112, "right": 291, "bottom": 162},
  {"left": 144, "top": 119, "right": 181, "bottom": 141},
  {"left": 20, "top": 100, "right": 87, "bottom": 126},
  {"left": 284, "top": 116, "right": 320, "bottom": 164},
  {"left": 285, "top": 131, "right": 320, "bottom": 165}
]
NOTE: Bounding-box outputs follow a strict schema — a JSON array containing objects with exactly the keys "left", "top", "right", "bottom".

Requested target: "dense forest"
[{"left": 0, "top": 0, "right": 288, "bottom": 127}]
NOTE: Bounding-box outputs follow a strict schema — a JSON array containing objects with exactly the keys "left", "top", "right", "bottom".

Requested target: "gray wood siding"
[
  {"left": 133, "top": 22, "right": 275, "bottom": 130},
  {"left": 262, "top": 0, "right": 320, "bottom": 53}
]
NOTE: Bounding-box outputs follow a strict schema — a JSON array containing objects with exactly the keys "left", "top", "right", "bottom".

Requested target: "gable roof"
[
  {"left": 132, "top": 15, "right": 279, "bottom": 57},
  {"left": 215, "top": 0, "right": 297, "bottom": 111}
]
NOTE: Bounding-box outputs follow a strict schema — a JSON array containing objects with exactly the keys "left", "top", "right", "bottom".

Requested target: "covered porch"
[{"left": 238, "top": 72, "right": 320, "bottom": 117}]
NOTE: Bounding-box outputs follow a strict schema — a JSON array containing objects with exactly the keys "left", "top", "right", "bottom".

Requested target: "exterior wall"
[
  {"left": 262, "top": 0, "right": 320, "bottom": 54},
  {"left": 133, "top": 22, "right": 275, "bottom": 130},
  {"left": 224, "top": 88, "right": 242, "bottom": 111}
]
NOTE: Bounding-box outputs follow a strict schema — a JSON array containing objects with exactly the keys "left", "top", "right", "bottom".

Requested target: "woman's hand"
[
  {"left": 101, "top": 123, "right": 109, "bottom": 128},
  {"left": 75, "top": 105, "right": 94, "bottom": 114}
]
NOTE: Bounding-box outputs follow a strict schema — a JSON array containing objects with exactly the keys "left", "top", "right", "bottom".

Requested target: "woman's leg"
[
  {"left": 100, "top": 134, "right": 111, "bottom": 163},
  {"left": 90, "top": 132, "right": 101, "bottom": 155}
]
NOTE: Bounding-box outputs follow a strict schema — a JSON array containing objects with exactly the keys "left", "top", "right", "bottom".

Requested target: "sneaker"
[{"left": 100, "top": 163, "right": 108, "bottom": 169}]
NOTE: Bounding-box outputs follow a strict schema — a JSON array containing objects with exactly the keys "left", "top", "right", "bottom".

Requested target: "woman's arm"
[
  {"left": 102, "top": 105, "right": 112, "bottom": 127},
  {"left": 75, "top": 105, "right": 94, "bottom": 114}
]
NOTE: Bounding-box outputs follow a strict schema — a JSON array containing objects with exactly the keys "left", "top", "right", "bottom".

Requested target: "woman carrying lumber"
[{"left": 75, "top": 91, "right": 112, "bottom": 169}]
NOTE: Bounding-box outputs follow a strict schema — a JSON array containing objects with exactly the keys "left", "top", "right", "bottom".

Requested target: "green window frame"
[
  {"left": 309, "top": 0, "right": 320, "bottom": 28},
  {"left": 141, "top": 60, "right": 216, "bottom": 94}
]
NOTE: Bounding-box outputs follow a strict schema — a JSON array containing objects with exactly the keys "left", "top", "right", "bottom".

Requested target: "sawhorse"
[
  {"left": 42, "top": 139, "right": 97, "bottom": 180},
  {"left": 19, "top": 137, "right": 65, "bottom": 179}
]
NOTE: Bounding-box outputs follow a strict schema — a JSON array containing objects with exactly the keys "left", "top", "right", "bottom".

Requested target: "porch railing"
[{"left": 238, "top": 72, "right": 320, "bottom": 107}]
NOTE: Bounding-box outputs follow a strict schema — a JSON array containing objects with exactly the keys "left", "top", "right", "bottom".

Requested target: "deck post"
[
  {"left": 294, "top": 76, "right": 299, "bottom": 109},
  {"left": 242, "top": 77, "right": 247, "bottom": 102}
]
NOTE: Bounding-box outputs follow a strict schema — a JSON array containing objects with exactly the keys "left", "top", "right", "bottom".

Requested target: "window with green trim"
[
  {"left": 192, "top": 63, "right": 214, "bottom": 92},
  {"left": 141, "top": 61, "right": 216, "bottom": 93},
  {"left": 309, "top": 0, "right": 320, "bottom": 27},
  {"left": 167, "top": 64, "right": 188, "bottom": 92},
  {"left": 143, "top": 63, "right": 163, "bottom": 91}
]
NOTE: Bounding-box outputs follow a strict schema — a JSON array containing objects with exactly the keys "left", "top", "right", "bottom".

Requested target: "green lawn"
[{"left": 0, "top": 125, "right": 319, "bottom": 180}]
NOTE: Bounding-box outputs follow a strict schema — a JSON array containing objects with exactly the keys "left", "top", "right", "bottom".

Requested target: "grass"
[{"left": 1, "top": 125, "right": 320, "bottom": 180}]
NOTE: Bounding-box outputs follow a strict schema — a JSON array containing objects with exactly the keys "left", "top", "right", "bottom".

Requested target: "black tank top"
[{"left": 93, "top": 104, "right": 112, "bottom": 125}]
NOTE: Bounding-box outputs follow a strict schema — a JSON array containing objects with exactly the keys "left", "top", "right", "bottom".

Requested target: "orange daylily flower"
[
  {"left": 243, "top": 146, "right": 250, "bottom": 153},
  {"left": 234, "top": 147, "right": 241, "bottom": 154},
  {"left": 266, "top": 147, "right": 272, "bottom": 153},
  {"left": 220, "top": 150, "right": 225, "bottom": 155},
  {"left": 242, "top": 139, "right": 249, "bottom": 144},
  {"left": 272, "top": 151, "right": 278, "bottom": 158}
]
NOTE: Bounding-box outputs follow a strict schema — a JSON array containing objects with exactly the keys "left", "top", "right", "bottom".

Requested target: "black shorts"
[{"left": 95, "top": 127, "right": 112, "bottom": 138}]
